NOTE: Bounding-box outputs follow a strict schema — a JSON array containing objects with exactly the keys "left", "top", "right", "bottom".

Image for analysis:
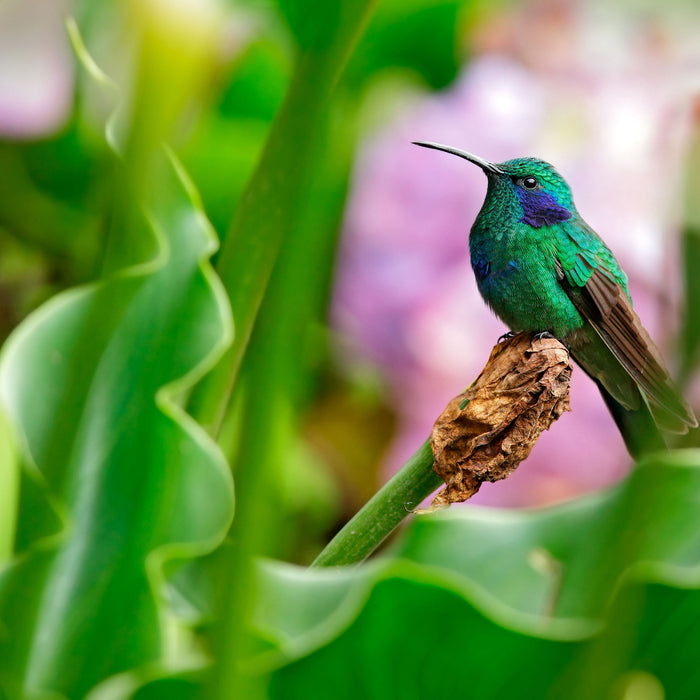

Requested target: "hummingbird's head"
[{"left": 413, "top": 142, "right": 575, "bottom": 229}]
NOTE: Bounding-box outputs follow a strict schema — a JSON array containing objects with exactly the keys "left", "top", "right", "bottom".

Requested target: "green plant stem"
[
  {"left": 187, "top": 1, "right": 378, "bottom": 439},
  {"left": 311, "top": 439, "right": 441, "bottom": 567}
]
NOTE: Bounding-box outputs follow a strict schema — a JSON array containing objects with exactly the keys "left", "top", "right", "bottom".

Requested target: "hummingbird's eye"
[{"left": 521, "top": 176, "right": 539, "bottom": 190}]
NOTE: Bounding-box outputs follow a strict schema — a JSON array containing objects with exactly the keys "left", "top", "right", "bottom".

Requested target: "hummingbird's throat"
[{"left": 516, "top": 188, "right": 571, "bottom": 228}]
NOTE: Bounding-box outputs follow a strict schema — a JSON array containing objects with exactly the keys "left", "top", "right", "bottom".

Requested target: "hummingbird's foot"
[
  {"left": 497, "top": 331, "right": 516, "bottom": 344},
  {"left": 534, "top": 330, "right": 555, "bottom": 341}
]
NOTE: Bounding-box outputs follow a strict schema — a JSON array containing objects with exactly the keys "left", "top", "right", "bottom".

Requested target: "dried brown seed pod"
[{"left": 430, "top": 332, "right": 572, "bottom": 508}]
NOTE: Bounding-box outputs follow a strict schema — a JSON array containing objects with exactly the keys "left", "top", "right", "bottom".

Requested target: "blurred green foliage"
[
  {"left": 0, "top": 0, "right": 698, "bottom": 698},
  {"left": 680, "top": 126, "right": 700, "bottom": 386}
]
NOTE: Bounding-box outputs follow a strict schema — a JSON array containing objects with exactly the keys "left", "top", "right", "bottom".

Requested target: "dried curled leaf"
[{"left": 430, "top": 333, "right": 572, "bottom": 508}]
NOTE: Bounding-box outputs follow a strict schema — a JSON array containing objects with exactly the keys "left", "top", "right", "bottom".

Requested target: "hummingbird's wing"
[{"left": 555, "top": 237, "right": 697, "bottom": 433}]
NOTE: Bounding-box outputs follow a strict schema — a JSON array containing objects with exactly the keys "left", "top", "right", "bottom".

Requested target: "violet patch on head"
[{"left": 516, "top": 188, "right": 572, "bottom": 228}]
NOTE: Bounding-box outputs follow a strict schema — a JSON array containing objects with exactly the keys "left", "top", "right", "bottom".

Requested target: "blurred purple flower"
[
  {"left": 333, "top": 3, "right": 700, "bottom": 506},
  {"left": 0, "top": 0, "right": 74, "bottom": 138}
]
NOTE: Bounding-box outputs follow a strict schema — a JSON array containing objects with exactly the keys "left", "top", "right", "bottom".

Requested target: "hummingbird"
[{"left": 413, "top": 141, "right": 697, "bottom": 458}]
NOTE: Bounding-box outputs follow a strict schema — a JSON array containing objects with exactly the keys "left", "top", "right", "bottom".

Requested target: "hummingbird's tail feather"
[
  {"left": 646, "top": 389, "right": 697, "bottom": 434},
  {"left": 562, "top": 260, "right": 698, "bottom": 432},
  {"left": 595, "top": 380, "right": 665, "bottom": 459},
  {"left": 570, "top": 326, "right": 692, "bottom": 456}
]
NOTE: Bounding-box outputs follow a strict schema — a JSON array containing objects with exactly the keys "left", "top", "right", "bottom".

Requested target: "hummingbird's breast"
[{"left": 469, "top": 222, "right": 584, "bottom": 336}]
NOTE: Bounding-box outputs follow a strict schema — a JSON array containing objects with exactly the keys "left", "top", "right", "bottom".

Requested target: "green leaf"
[
  {"left": 0, "top": 409, "right": 20, "bottom": 563},
  {"left": 277, "top": 0, "right": 462, "bottom": 89},
  {"left": 680, "top": 123, "right": 700, "bottom": 384},
  {"left": 346, "top": 0, "right": 463, "bottom": 90},
  {"left": 0, "top": 10, "right": 237, "bottom": 694},
  {"left": 217, "top": 39, "right": 290, "bottom": 122},
  {"left": 250, "top": 450, "right": 700, "bottom": 698},
  {"left": 681, "top": 227, "right": 700, "bottom": 383},
  {"left": 181, "top": 117, "right": 269, "bottom": 239},
  {"left": 0, "top": 149, "right": 234, "bottom": 698},
  {"left": 276, "top": 0, "right": 376, "bottom": 53},
  {"left": 188, "top": 0, "right": 378, "bottom": 434}
]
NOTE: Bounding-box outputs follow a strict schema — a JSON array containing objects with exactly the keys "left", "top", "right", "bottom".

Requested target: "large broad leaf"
[
  {"left": 0, "top": 153, "right": 234, "bottom": 699},
  {"left": 250, "top": 450, "right": 700, "bottom": 698}
]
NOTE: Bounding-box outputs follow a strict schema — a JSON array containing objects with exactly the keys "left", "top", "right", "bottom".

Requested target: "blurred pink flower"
[
  {"left": 0, "top": 0, "right": 75, "bottom": 138},
  {"left": 333, "top": 3, "right": 700, "bottom": 507}
]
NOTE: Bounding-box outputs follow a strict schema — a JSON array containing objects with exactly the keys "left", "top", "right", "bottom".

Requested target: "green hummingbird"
[{"left": 414, "top": 141, "right": 697, "bottom": 457}]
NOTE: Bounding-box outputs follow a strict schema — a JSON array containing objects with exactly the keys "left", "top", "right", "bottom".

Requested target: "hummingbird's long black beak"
[{"left": 412, "top": 141, "right": 504, "bottom": 176}]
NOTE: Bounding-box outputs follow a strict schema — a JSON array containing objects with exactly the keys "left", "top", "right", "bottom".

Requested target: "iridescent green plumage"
[{"left": 415, "top": 142, "right": 697, "bottom": 457}]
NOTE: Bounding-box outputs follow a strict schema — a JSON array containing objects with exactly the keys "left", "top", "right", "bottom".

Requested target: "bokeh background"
[
  {"left": 2, "top": 0, "right": 700, "bottom": 696},
  {"left": 2, "top": 0, "right": 699, "bottom": 520}
]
